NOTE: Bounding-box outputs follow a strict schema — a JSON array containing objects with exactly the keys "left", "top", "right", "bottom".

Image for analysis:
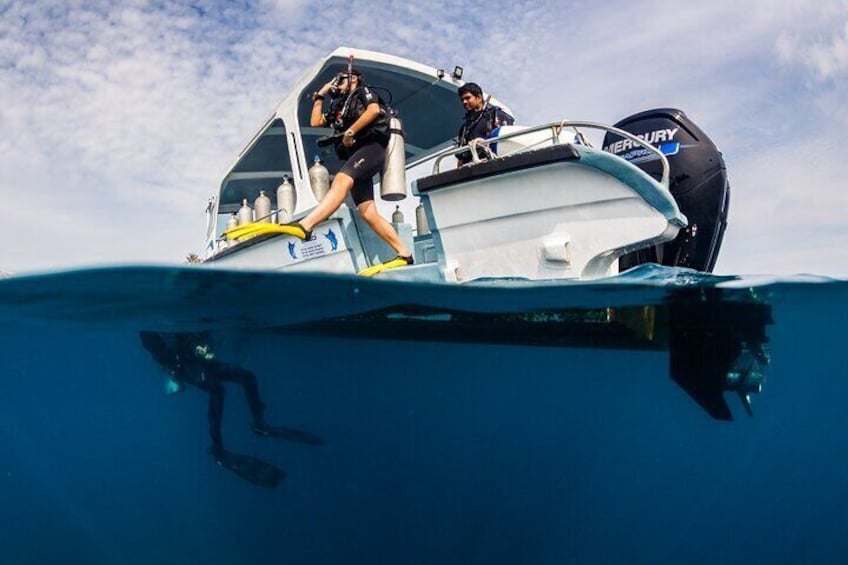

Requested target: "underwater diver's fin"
[
  {"left": 358, "top": 255, "right": 414, "bottom": 277},
  {"left": 252, "top": 424, "right": 326, "bottom": 446},
  {"left": 209, "top": 448, "right": 286, "bottom": 488}
]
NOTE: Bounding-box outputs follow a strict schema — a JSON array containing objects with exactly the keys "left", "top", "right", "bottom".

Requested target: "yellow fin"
[
  {"left": 358, "top": 258, "right": 409, "bottom": 277},
  {"left": 225, "top": 223, "right": 308, "bottom": 241},
  {"left": 223, "top": 223, "right": 261, "bottom": 240}
]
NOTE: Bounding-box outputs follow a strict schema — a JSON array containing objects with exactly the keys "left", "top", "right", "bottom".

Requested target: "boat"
[
  {"left": 195, "top": 47, "right": 766, "bottom": 421},
  {"left": 200, "top": 47, "right": 729, "bottom": 282}
]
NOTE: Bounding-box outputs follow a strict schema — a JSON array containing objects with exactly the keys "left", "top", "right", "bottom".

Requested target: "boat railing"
[{"left": 431, "top": 120, "right": 671, "bottom": 189}]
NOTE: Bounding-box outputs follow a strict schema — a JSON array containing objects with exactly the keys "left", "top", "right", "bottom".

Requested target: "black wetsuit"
[
  {"left": 140, "top": 332, "right": 266, "bottom": 451},
  {"left": 140, "top": 332, "right": 324, "bottom": 488},
  {"left": 456, "top": 103, "right": 514, "bottom": 165},
  {"left": 325, "top": 86, "right": 391, "bottom": 205}
]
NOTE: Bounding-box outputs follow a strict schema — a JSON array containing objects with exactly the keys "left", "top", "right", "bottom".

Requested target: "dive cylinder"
[
  {"left": 308, "top": 156, "right": 330, "bottom": 201},
  {"left": 226, "top": 213, "right": 238, "bottom": 231},
  {"left": 254, "top": 190, "right": 272, "bottom": 223},
  {"left": 602, "top": 108, "right": 730, "bottom": 272},
  {"left": 276, "top": 176, "right": 296, "bottom": 223},
  {"left": 392, "top": 205, "right": 404, "bottom": 224},
  {"left": 380, "top": 117, "right": 407, "bottom": 201},
  {"left": 237, "top": 199, "right": 253, "bottom": 226},
  {"left": 415, "top": 201, "right": 430, "bottom": 236}
]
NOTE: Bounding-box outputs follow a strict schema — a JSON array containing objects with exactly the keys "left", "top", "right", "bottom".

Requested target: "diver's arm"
[
  {"left": 309, "top": 80, "right": 335, "bottom": 127},
  {"left": 310, "top": 100, "right": 326, "bottom": 127},
  {"left": 347, "top": 102, "right": 380, "bottom": 134},
  {"left": 310, "top": 97, "right": 328, "bottom": 128},
  {"left": 342, "top": 102, "right": 381, "bottom": 147}
]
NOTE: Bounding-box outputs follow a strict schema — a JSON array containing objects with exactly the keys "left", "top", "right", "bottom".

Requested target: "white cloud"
[
  {"left": 718, "top": 129, "right": 848, "bottom": 275},
  {"left": 777, "top": 21, "right": 848, "bottom": 80}
]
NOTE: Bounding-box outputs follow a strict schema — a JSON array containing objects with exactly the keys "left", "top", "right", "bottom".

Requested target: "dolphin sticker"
[{"left": 324, "top": 229, "right": 338, "bottom": 251}]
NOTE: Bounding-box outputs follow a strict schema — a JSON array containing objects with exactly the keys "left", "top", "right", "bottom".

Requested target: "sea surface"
[{"left": 1, "top": 264, "right": 847, "bottom": 564}]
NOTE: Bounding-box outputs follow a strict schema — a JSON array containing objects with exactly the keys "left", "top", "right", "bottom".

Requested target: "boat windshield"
[
  {"left": 216, "top": 118, "right": 292, "bottom": 229},
  {"left": 298, "top": 58, "right": 463, "bottom": 174}
]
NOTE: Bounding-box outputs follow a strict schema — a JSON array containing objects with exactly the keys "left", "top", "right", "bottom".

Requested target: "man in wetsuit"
[
  {"left": 456, "top": 82, "right": 514, "bottom": 166},
  {"left": 140, "top": 332, "right": 322, "bottom": 488},
  {"left": 282, "top": 68, "right": 413, "bottom": 266}
]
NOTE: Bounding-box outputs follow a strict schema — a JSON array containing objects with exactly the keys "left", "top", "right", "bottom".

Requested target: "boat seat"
[{"left": 415, "top": 144, "right": 581, "bottom": 194}]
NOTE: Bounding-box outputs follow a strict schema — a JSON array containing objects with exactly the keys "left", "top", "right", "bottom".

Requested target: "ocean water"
[{"left": 1, "top": 264, "right": 847, "bottom": 564}]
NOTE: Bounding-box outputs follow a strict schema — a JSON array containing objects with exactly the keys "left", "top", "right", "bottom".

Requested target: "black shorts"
[{"left": 338, "top": 140, "right": 387, "bottom": 205}]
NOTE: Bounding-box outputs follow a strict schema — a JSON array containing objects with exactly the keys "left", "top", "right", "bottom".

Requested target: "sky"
[{"left": 1, "top": 0, "right": 847, "bottom": 276}]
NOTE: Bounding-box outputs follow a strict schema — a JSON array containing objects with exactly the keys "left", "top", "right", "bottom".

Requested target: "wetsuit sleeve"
[{"left": 359, "top": 86, "right": 378, "bottom": 106}]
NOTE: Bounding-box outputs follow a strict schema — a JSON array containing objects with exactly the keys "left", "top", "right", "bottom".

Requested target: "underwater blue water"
[{"left": 1, "top": 265, "right": 847, "bottom": 564}]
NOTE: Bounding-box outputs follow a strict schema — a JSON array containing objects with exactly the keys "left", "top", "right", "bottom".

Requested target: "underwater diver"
[{"left": 140, "top": 332, "right": 324, "bottom": 488}]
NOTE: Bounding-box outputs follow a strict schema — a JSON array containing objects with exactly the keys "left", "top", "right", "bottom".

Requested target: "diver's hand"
[
  {"left": 342, "top": 132, "right": 356, "bottom": 147},
  {"left": 319, "top": 80, "right": 335, "bottom": 96}
]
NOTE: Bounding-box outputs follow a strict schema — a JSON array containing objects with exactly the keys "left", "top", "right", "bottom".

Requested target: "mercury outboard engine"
[{"left": 602, "top": 108, "right": 729, "bottom": 272}]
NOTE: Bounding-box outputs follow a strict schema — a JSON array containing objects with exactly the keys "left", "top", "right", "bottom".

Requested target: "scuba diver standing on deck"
[
  {"left": 456, "top": 82, "right": 514, "bottom": 166},
  {"left": 281, "top": 65, "right": 414, "bottom": 268}
]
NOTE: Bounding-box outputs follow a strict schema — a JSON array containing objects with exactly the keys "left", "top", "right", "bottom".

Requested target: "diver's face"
[
  {"left": 460, "top": 92, "right": 484, "bottom": 112},
  {"left": 336, "top": 75, "right": 357, "bottom": 93}
]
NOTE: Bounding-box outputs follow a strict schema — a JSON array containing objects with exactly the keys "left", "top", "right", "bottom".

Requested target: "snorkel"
[{"left": 328, "top": 54, "right": 356, "bottom": 97}]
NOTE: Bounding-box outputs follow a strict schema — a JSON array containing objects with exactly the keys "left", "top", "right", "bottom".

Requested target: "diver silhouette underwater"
[{"left": 140, "top": 332, "right": 324, "bottom": 488}]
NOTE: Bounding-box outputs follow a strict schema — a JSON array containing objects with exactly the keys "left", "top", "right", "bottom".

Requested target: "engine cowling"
[{"left": 602, "top": 108, "right": 729, "bottom": 272}]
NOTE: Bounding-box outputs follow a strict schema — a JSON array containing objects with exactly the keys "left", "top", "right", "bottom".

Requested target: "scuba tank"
[
  {"left": 276, "top": 175, "right": 296, "bottom": 223},
  {"left": 392, "top": 205, "right": 404, "bottom": 224},
  {"left": 226, "top": 213, "right": 238, "bottom": 232},
  {"left": 254, "top": 190, "right": 272, "bottom": 223},
  {"left": 308, "top": 156, "right": 330, "bottom": 201},
  {"left": 380, "top": 117, "right": 407, "bottom": 201},
  {"left": 415, "top": 200, "right": 430, "bottom": 236},
  {"left": 237, "top": 199, "right": 253, "bottom": 226}
]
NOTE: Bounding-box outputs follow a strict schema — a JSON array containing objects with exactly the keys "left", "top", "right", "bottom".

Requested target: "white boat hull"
[{"left": 416, "top": 145, "right": 685, "bottom": 282}]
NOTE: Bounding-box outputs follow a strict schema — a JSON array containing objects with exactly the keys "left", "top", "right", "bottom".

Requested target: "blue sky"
[{"left": 1, "top": 0, "right": 847, "bottom": 275}]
